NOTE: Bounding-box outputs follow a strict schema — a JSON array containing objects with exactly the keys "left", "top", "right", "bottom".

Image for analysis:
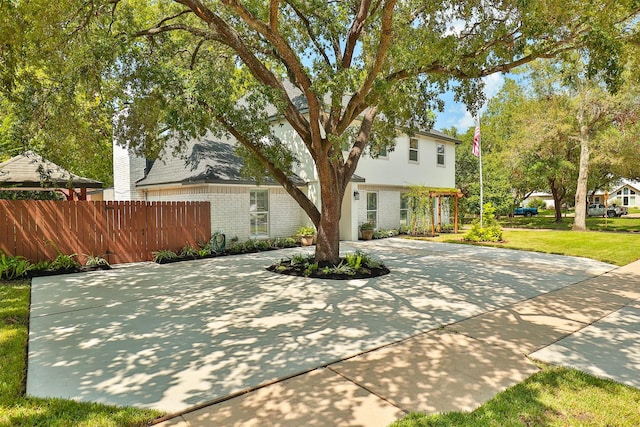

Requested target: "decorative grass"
[
  {"left": 0, "top": 280, "right": 161, "bottom": 427},
  {"left": 391, "top": 365, "right": 640, "bottom": 427}
]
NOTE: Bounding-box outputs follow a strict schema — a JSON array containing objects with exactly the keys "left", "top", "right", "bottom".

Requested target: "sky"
[{"left": 433, "top": 73, "right": 506, "bottom": 132}]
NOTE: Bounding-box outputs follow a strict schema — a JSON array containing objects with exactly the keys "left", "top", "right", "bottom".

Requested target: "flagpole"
[
  {"left": 473, "top": 117, "right": 483, "bottom": 228},
  {"left": 479, "top": 135, "right": 483, "bottom": 228}
]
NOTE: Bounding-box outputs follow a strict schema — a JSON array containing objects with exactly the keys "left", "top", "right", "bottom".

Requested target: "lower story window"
[
  {"left": 367, "top": 192, "right": 378, "bottom": 228},
  {"left": 400, "top": 193, "right": 409, "bottom": 226},
  {"left": 250, "top": 189, "right": 269, "bottom": 236}
]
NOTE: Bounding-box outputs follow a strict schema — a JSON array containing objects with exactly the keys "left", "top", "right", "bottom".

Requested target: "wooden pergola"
[
  {"left": 429, "top": 189, "right": 465, "bottom": 235},
  {"left": 0, "top": 151, "right": 102, "bottom": 200}
]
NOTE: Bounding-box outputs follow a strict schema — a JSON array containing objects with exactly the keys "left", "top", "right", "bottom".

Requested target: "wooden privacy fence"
[{"left": 0, "top": 200, "right": 211, "bottom": 264}]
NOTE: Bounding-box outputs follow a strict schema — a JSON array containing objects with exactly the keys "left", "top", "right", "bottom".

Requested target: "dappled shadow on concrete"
[
  {"left": 183, "top": 368, "right": 404, "bottom": 427},
  {"left": 27, "top": 239, "right": 617, "bottom": 413},
  {"left": 531, "top": 296, "right": 640, "bottom": 389},
  {"left": 331, "top": 330, "right": 539, "bottom": 414}
]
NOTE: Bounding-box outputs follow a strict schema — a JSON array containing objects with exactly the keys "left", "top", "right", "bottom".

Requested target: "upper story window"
[
  {"left": 378, "top": 147, "right": 388, "bottom": 158},
  {"left": 409, "top": 138, "right": 419, "bottom": 163},
  {"left": 436, "top": 143, "right": 445, "bottom": 166}
]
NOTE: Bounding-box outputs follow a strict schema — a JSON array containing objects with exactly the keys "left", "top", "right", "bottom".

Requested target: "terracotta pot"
[
  {"left": 300, "top": 235, "right": 315, "bottom": 246},
  {"left": 360, "top": 229, "right": 374, "bottom": 240}
]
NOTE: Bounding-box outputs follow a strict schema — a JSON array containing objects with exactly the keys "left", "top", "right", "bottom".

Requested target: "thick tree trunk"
[
  {"left": 573, "top": 134, "right": 590, "bottom": 231},
  {"left": 314, "top": 165, "right": 344, "bottom": 264},
  {"left": 315, "top": 194, "right": 343, "bottom": 264},
  {"left": 549, "top": 179, "right": 564, "bottom": 223}
]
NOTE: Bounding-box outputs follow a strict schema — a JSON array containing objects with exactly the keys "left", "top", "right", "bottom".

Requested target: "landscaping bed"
[{"left": 266, "top": 250, "right": 390, "bottom": 280}]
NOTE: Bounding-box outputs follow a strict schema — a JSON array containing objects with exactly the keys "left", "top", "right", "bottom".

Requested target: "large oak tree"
[{"left": 3, "top": 0, "right": 640, "bottom": 262}]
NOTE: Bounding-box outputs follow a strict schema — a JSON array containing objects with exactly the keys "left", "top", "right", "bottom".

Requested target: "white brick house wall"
[
  {"left": 358, "top": 186, "right": 403, "bottom": 230},
  {"left": 144, "top": 185, "right": 305, "bottom": 241}
]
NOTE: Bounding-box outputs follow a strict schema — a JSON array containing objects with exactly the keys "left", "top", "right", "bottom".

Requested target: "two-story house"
[{"left": 113, "top": 122, "right": 459, "bottom": 242}]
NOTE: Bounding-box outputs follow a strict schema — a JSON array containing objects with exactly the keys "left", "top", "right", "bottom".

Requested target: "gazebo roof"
[{"left": 0, "top": 151, "right": 102, "bottom": 189}]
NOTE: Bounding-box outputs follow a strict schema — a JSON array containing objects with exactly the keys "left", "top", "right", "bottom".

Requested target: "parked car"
[
  {"left": 587, "top": 203, "right": 627, "bottom": 217},
  {"left": 513, "top": 207, "right": 538, "bottom": 217},
  {"left": 610, "top": 204, "right": 629, "bottom": 217}
]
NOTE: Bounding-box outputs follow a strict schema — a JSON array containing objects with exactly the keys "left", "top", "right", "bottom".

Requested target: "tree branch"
[
  {"left": 219, "top": 0, "right": 323, "bottom": 151},
  {"left": 342, "top": 0, "right": 372, "bottom": 68},
  {"left": 217, "top": 115, "right": 321, "bottom": 226},
  {"left": 174, "top": 0, "right": 314, "bottom": 146},
  {"left": 337, "top": 0, "right": 396, "bottom": 135},
  {"left": 269, "top": 0, "right": 279, "bottom": 31},
  {"left": 284, "top": 0, "right": 332, "bottom": 66},
  {"left": 342, "top": 106, "right": 378, "bottom": 189}
]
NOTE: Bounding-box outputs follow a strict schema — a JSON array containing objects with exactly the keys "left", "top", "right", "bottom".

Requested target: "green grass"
[
  {"left": 0, "top": 280, "right": 161, "bottom": 427},
  {"left": 411, "top": 228, "right": 640, "bottom": 266},
  {"left": 391, "top": 364, "right": 640, "bottom": 427},
  {"left": 499, "top": 213, "right": 640, "bottom": 232},
  {"left": 484, "top": 229, "right": 640, "bottom": 266}
]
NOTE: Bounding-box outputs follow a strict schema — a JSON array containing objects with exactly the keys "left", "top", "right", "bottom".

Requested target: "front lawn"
[
  {"left": 392, "top": 364, "right": 640, "bottom": 427},
  {"left": 0, "top": 280, "right": 161, "bottom": 427},
  {"left": 411, "top": 228, "right": 640, "bottom": 266},
  {"left": 499, "top": 214, "right": 640, "bottom": 232}
]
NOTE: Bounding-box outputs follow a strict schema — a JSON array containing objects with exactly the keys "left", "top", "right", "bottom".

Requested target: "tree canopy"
[{"left": 2, "top": 0, "right": 640, "bottom": 261}]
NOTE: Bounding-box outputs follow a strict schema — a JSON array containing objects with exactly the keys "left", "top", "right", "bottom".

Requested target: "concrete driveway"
[{"left": 27, "top": 239, "right": 617, "bottom": 414}]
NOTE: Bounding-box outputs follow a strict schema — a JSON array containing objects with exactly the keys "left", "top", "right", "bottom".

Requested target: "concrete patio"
[{"left": 26, "top": 239, "right": 639, "bottom": 426}]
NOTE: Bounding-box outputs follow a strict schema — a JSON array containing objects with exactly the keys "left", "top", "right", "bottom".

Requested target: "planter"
[
  {"left": 300, "top": 235, "right": 315, "bottom": 246},
  {"left": 360, "top": 229, "right": 374, "bottom": 240}
]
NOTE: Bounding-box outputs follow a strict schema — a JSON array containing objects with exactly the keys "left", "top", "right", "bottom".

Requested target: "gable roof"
[
  {"left": 611, "top": 178, "right": 640, "bottom": 194},
  {"left": 136, "top": 138, "right": 308, "bottom": 188},
  {"left": 0, "top": 151, "right": 102, "bottom": 189}
]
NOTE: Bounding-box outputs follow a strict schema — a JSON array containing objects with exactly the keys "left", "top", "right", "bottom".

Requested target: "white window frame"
[
  {"left": 436, "top": 143, "right": 445, "bottom": 167},
  {"left": 366, "top": 192, "right": 378, "bottom": 229},
  {"left": 249, "top": 189, "right": 269, "bottom": 237},
  {"left": 400, "top": 193, "right": 409, "bottom": 227},
  {"left": 409, "top": 138, "right": 419, "bottom": 163}
]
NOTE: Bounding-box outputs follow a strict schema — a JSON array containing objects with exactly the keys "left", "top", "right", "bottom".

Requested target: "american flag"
[{"left": 472, "top": 119, "right": 481, "bottom": 157}]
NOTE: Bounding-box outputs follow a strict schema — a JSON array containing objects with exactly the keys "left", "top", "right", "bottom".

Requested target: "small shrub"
[
  {"left": 197, "top": 248, "right": 210, "bottom": 257},
  {"left": 0, "top": 251, "right": 33, "bottom": 280},
  {"left": 50, "top": 253, "right": 80, "bottom": 271},
  {"left": 330, "top": 261, "right": 356, "bottom": 276},
  {"left": 32, "top": 260, "right": 51, "bottom": 271},
  {"left": 303, "top": 262, "right": 318, "bottom": 276},
  {"left": 85, "top": 255, "right": 110, "bottom": 268},
  {"left": 152, "top": 250, "right": 178, "bottom": 263},
  {"left": 359, "top": 222, "right": 374, "bottom": 231},
  {"left": 527, "top": 198, "right": 548, "bottom": 209},
  {"left": 253, "top": 239, "right": 271, "bottom": 251},
  {"left": 290, "top": 253, "right": 309, "bottom": 265},
  {"left": 179, "top": 243, "right": 198, "bottom": 258},
  {"left": 296, "top": 226, "right": 316, "bottom": 237},
  {"left": 464, "top": 203, "right": 503, "bottom": 242},
  {"left": 226, "top": 242, "right": 245, "bottom": 254},
  {"left": 345, "top": 252, "right": 362, "bottom": 270},
  {"left": 284, "top": 237, "right": 297, "bottom": 248}
]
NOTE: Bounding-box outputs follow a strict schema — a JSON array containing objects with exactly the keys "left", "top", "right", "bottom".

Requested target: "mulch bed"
[{"left": 266, "top": 258, "right": 390, "bottom": 280}]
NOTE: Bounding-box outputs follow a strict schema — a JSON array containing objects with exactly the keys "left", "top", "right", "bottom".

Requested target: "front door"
[{"left": 624, "top": 196, "right": 629, "bottom": 206}]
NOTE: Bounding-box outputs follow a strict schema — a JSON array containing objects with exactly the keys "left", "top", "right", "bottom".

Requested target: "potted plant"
[
  {"left": 359, "top": 222, "right": 375, "bottom": 240},
  {"left": 296, "top": 226, "right": 316, "bottom": 246}
]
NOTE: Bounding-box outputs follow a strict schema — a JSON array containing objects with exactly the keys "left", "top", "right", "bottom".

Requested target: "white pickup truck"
[{"left": 587, "top": 203, "right": 628, "bottom": 217}]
